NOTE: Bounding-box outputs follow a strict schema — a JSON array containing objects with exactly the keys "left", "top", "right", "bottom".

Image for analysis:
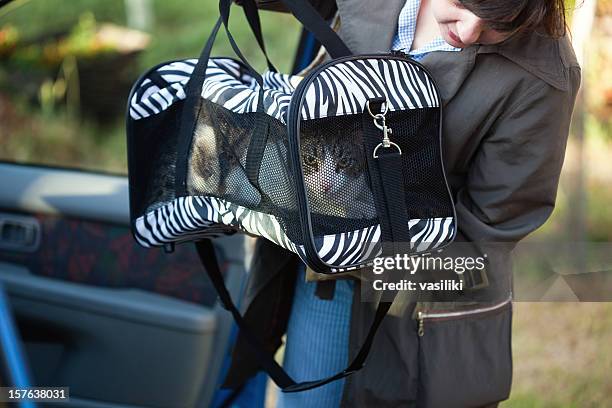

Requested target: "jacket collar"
[
  {"left": 416, "top": 30, "right": 573, "bottom": 105},
  {"left": 477, "top": 31, "right": 573, "bottom": 92}
]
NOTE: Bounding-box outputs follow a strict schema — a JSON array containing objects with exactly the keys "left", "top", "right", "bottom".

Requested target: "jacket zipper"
[
  {"left": 416, "top": 295, "right": 513, "bottom": 337},
  {"left": 286, "top": 52, "right": 445, "bottom": 274}
]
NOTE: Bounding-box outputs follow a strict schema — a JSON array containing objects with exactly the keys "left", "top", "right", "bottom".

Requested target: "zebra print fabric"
[
  {"left": 300, "top": 58, "right": 440, "bottom": 119},
  {"left": 129, "top": 54, "right": 455, "bottom": 272},
  {"left": 129, "top": 58, "right": 298, "bottom": 124},
  {"left": 133, "top": 196, "right": 455, "bottom": 273},
  {"left": 129, "top": 57, "right": 439, "bottom": 124}
]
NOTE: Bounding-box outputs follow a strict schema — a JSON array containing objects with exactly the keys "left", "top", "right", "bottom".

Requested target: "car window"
[{"left": 0, "top": 0, "right": 300, "bottom": 174}]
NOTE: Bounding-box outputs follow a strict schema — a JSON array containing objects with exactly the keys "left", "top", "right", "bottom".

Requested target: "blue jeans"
[{"left": 276, "top": 264, "right": 354, "bottom": 408}]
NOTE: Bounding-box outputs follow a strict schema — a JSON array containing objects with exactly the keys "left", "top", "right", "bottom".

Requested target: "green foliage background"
[{"left": 0, "top": 0, "right": 301, "bottom": 173}]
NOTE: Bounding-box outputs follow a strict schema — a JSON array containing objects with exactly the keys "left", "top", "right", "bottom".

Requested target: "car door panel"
[
  {"left": 0, "top": 163, "right": 129, "bottom": 225},
  {"left": 1, "top": 262, "right": 216, "bottom": 407},
  {"left": 0, "top": 163, "right": 246, "bottom": 408},
  {"left": 0, "top": 211, "right": 217, "bottom": 304}
]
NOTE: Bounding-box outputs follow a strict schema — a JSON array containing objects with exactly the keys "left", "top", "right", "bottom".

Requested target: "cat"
[
  {"left": 187, "top": 110, "right": 377, "bottom": 221},
  {"left": 300, "top": 129, "right": 377, "bottom": 220},
  {"left": 187, "top": 118, "right": 262, "bottom": 208}
]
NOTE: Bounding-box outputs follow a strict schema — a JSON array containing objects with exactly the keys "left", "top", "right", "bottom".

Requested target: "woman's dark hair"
[{"left": 459, "top": 0, "right": 567, "bottom": 37}]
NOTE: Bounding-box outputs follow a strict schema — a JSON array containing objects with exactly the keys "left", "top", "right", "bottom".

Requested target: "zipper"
[
  {"left": 286, "top": 52, "right": 445, "bottom": 274},
  {"left": 416, "top": 295, "right": 513, "bottom": 337}
]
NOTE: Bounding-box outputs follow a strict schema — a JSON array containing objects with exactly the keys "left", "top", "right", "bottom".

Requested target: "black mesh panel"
[
  {"left": 300, "top": 108, "right": 453, "bottom": 239},
  {"left": 186, "top": 99, "right": 303, "bottom": 243},
  {"left": 129, "top": 98, "right": 453, "bottom": 248},
  {"left": 128, "top": 102, "right": 180, "bottom": 218},
  {"left": 300, "top": 116, "right": 378, "bottom": 238}
]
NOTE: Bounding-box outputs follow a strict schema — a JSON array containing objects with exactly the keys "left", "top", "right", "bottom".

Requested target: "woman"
[{"left": 224, "top": 0, "right": 580, "bottom": 407}]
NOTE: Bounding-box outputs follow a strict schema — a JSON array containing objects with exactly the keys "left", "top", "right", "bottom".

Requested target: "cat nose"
[{"left": 322, "top": 181, "right": 332, "bottom": 193}]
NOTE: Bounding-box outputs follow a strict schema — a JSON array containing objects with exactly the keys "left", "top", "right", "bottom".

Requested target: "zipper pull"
[{"left": 418, "top": 311, "right": 425, "bottom": 337}]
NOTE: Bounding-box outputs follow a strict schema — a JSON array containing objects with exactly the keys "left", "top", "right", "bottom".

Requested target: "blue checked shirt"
[{"left": 391, "top": 0, "right": 460, "bottom": 61}]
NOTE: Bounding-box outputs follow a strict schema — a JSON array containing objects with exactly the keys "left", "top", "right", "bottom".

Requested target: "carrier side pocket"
[{"left": 415, "top": 296, "right": 513, "bottom": 408}]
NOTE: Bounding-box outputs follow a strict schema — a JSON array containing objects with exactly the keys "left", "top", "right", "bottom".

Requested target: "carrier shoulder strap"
[
  {"left": 277, "top": 0, "right": 351, "bottom": 58},
  {"left": 362, "top": 98, "right": 413, "bottom": 251},
  {"left": 240, "top": 0, "right": 277, "bottom": 72},
  {"left": 195, "top": 239, "right": 393, "bottom": 393}
]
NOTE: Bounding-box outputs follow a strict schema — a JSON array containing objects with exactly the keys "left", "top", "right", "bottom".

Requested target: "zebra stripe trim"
[
  {"left": 301, "top": 58, "right": 439, "bottom": 120},
  {"left": 130, "top": 58, "right": 298, "bottom": 124},
  {"left": 129, "top": 57, "right": 439, "bottom": 124},
  {"left": 134, "top": 196, "right": 455, "bottom": 272}
]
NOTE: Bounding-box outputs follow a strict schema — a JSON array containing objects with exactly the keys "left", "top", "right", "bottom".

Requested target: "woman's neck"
[{"left": 411, "top": 0, "right": 442, "bottom": 51}]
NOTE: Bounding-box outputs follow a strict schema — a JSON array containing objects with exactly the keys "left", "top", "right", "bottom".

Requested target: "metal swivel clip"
[{"left": 366, "top": 100, "right": 402, "bottom": 159}]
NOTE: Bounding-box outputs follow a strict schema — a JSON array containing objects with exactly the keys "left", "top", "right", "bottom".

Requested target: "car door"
[
  {"left": 0, "top": 164, "right": 251, "bottom": 408},
  {"left": 0, "top": 0, "right": 255, "bottom": 406}
]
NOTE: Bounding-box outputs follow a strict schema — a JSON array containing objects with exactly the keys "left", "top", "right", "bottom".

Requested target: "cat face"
[{"left": 301, "top": 130, "right": 365, "bottom": 197}]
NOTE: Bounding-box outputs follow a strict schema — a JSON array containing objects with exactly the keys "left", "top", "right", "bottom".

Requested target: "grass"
[
  {"left": 0, "top": 95, "right": 126, "bottom": 173},
  {"left": 502, "top": 302, "right": 612, "bottom": 408}
]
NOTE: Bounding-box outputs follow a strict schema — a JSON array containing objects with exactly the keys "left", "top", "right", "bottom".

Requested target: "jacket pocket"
[{"left": 414, "top": 295, "right": 513, "bottom": 408}]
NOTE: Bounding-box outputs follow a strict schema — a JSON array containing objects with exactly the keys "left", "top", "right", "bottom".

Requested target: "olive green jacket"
[{"left": 225, "top": 1, "right": 581, "bottom": 405}]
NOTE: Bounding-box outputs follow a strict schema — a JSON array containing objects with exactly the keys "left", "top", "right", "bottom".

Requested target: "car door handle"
[{"left": 0, "top": 213, "right": 40, "bottom": 253}]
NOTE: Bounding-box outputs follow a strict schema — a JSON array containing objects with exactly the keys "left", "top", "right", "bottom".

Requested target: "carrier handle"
[
  {"left": 195, "top": 239, "right": 395, "bottom": 393},
  {"left": 237, "top": 0, "right": 352, "bottom": 60},
  {"left": 221, "top": 0, "right": 353, "bottom": 80},
  {"left": 240, "top": 0, "right": 277, "bottom": 72},
  {"left": 277, "top": 0, "right": 352, "bottom": 58},
  {"left": 218, "top": 0, "right": 268, "bottom": 90},
  {"left": 218, "top": 0, "right": 273, "bottom": 192},
  {"left": 175, "top": 0, "right": 268, "bottom": 195}
]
